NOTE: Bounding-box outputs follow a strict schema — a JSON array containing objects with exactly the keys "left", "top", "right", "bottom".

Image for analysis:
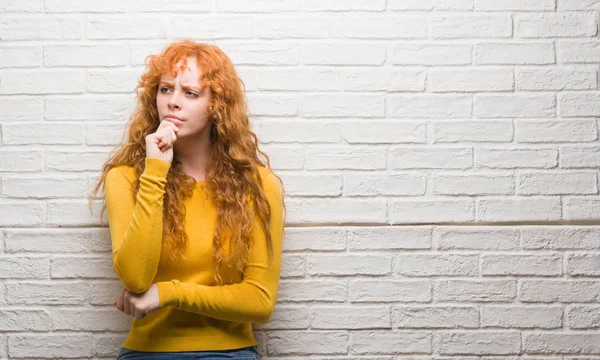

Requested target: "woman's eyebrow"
[{"left": 159, "top": 81, "right": 201, "bottom": 92}]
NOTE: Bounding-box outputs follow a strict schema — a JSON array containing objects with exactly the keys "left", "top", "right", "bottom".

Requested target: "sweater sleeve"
[
  {"left": 156, "top": 172, "right": 285, "bottom": 324},
  {"left": 105, "top": 157, "right": 171, "bottom": 293}
]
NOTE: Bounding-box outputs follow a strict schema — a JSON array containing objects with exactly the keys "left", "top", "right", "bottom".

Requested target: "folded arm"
[
  {"left": 104, "top": 157, "right": 171, "bottom": 293},
  {"left": 156, "top": 172, "right": 284, "bottom": 324}
]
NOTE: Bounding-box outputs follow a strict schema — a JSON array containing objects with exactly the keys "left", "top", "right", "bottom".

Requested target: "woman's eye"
[
  {"left": 186, "top": 91, "right": 198, "bottom": 97},
  {"left": 159, "top": 87, "right": 170, "bottom": 93}
]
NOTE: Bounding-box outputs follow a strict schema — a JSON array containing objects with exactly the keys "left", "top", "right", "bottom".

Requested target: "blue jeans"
[{"left": 116, "top": 345, "right": 260, "bottom": 360}]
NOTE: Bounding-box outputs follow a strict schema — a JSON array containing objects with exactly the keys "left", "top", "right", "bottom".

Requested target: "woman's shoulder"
[
  {"left": 256, "top": 166, "right": 281, "bottom": 193},
  {"left": 105, "top": 164, "right": 137, "bottom": 186}
]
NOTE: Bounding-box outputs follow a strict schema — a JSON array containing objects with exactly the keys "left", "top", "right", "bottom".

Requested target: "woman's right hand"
[{"left": 145, "top": 120, "right": 180, "bottom": 164}]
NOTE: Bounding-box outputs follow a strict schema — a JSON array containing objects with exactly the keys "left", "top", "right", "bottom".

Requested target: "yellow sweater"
[{"left": 104, "top": 157, "right": 284, "bottom": 352}]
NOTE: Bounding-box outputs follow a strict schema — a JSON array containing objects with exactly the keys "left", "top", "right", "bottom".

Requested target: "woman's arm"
[
  {"left": 105, "top": 157, "right": 171, "bottom": 293},
  {"left": 155, "top": 173, "right": 284, "bottom": 324}
]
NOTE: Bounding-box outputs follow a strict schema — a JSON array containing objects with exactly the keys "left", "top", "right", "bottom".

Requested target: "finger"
[
  {"left": 160, "top": 120, "right": 179, "bottom": 133},
  {"left": 130, "top": 300, "right": 137, "bottom": 319},
  {"left": 135, "top": 306, "right": 146, "bottom": 320},
  {"left": 123, "top": 293, "right": 132, "bottom": 315},
  {"left": 116, "top": 289, "right": 125, "bottom": 312}
]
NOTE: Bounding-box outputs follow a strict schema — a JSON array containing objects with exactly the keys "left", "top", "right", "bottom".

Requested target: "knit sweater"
[{"left": 104, "top": 157, "right": 284, "bottom": 351}]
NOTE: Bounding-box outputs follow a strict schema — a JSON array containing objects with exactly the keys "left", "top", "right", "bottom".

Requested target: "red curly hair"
[{"left": 89, "top": 39, "right": 286, "bottom": 285}]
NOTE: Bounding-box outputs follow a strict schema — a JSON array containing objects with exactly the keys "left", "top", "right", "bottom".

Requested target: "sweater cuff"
[
  {"left": 144, "top": 157, "right": 171, "bottom": 178},
  {"left": 156, "top": 280, "right": 179, "bottom": 308}
]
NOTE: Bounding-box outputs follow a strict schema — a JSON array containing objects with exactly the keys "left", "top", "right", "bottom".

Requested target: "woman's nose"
[{"left": 168, "top": 94, "right": 181, "bottom": 109}]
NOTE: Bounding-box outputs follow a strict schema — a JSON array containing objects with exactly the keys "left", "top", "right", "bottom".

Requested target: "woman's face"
[{"left": 156, "top": 56, "right": 212, "bottom": 138}]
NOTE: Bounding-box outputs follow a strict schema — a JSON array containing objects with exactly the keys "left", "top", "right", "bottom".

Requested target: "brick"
[
  {"left": 267, "top": 331, "right": 347, "bottom": 355},
  {"left": 521, "top": 226, "right": 600, "bottom": 250},
  {"left": 516, "top": 120, "right": 597, "bottom": 143},
  {"left": 347, "top": 227, "right": 431, "bottom": 250},
  {"left": 0, "top": 202, "right": 45, "bottom": 226},
  {"left": 431, "top": 174, "right": 515, "bottom": 195},
  {"left": 343, "top": 173, "right": 426, "bottom": 196},
  {"left": 516, "top": 13, "right": 597, "bottom": 38},
  {"left": 257, "top": 68, "right": 339, "bottom": 91},
  {"left": 437, "top": 227, "right": 520, "bottom": 250},
  {"left": 278, "top": 280, "right": 346, "bottom": 302},
  {"left": 389, "top": 199, "right": 475, "bottom": 223},
  {"left": 516, "top": 67, "right": 597, "bottom": 90},
  {"left": 279, "top": 173, "right": 341, "bottom": 196},
  {"left": 433, "top": 120, "right": 513, "bottom": 143},
  {"left": 393, "top": 43, "right": 472, "bottom": 65},
  {"left": 482, "top": 306, "right": 562, "bottom": 328},
  {"left": 50, "top": 256, "right": 115, "bottom": 279},
  {"left": 389, "top": 0, "right": 473, "bottom": 10},
  {"left": 343, "top": 16, "right": 426, "bottom": 38},
  {"left": 342, "top": 121, "right": 426, "bottom": 144},
  {"left": 561, "top": 92, "right": 600, "bottom": 117},
  {"left": 302, "top": 94, "right": 384, "bottom": 117},
  {"left": 520, "top": 280, "right": 600, "bottom": 302},
  {"left": 476, "top": 147, "right": 558, "bottom": 168},
  {"left": 395, "top": 254, "right": 478, "bottom": 276},
  {"left": 3, "top": 176, "right": 88, "bottom": 198},
  {"left": 45, "top": 96, "right": 129, "bottom": 120},
  {"left": 302, "top": 199, "right": 387, "bottom": 223},
  {"left": 283, "top": 228, "right": 346, "bottom": 251},
  {"left": 436, "top": 280, "right": 516, "bottom": 302},
  {"left": 0, "top": 17, "right": 81, "bottom": 40},
  {"left": 393, "top": 306, "right": 478, "bottom": 328},
  {"left": 566, "top": 254, "right": 600, "bottom": 276},
  {"left": 390, "top": 147, "right": 472, "bottom": 169},
  {"left": 257, "top": 17, "right": 340, "bottom": 38},
  {"left": 311, "top": 306, "right": 391, "bottom": 329},
  {"left": 306, "top": 147, "right": 386, "bottom": 170},
  {"left": 517, "top": 171, "right": 597, "bottom": 195},
  {"left": 308, "top": 254, "right": 392, "bottom": 276},
  {"left": 246, "top": 94, "right": 297, "bottom": 116},
  {"left": 341, "top": 68, "right": 425, "bottom": 92},
  {"left": 350, "top": 331, "right": 431, "bottom": 355},
  {"left": 255, "top": 121, "right": 340, "bottom": 144},
  {"left": 0, "top": 150, "right": 43, "bottom": 172},
  {"left": 52, "top": 309, "right": 129, "bottom": 331},
  {"left": 218, "top": 42, "right": 299, "bottom": 65},
  {"left": 476, "top": 0, "right": 555, "bottom": 10},
  {"left": 300, "top": 0, "right": 386, "bottom": 11},
  {"left": 439, "top": 331, "right": 521, "bottom": 355},
  {"left": 45, "top": 0, "right": 126, "bottom": 12},
  {"left": 3, "top": 122, "right": 84, "bottom": 145},
  {"left": 475, "top": 43, "right": 555, "bottom": 64},
  {"left": 477, "top": 197, "right": 562, "bottom": 222},
  {"left": 481, "top": 254, "right": 562, "bottom": 275},
  {"left": 475, "top": 94, "right": 556, "bottom": 118},
  {"left": 172, "top": 16, "right": 253, "bottom": 39},
  {"left": 0, "top": 46, "right": 41, "bottom": 67},
  {"left": 431, "top": 15, "right": 512, "bottom": 38},
  {"left": 6, "top": 281, "right": 88, "bottom": 305},
  {"left": 524, "top": 332, "right": 600, "bottom": 354},
  {"left": 254, "top": 305, "right": 309, "bottom": 330},
  {"left": 389, "top": 95, "right": 472, "bottom": 118},
  {"left": 349, "top": 280, "right": 431, "bottom": 302},
  {"left": 302, "top": 42, "right": 386, "bottom": 65},
  {"left": 430, "top": 68, "right": 513, "bottom": 92}
]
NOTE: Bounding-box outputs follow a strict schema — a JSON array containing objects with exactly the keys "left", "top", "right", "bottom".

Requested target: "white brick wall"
[{"left": 1, "top": 0, "right": 599, "bottom": 358}]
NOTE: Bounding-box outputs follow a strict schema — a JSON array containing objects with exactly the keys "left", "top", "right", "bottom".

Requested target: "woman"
[{"left": 89, "top": 39, "right": 286, "bottom": 360}]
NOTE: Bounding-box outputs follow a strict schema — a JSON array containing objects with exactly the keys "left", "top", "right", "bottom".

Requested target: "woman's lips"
[{"left": 164, "top": 116, "right": 183, "bottom": 125}]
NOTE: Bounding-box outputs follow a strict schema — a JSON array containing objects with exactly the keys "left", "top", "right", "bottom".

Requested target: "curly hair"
[{"left": 88, "top": 39, "right": 286, "bottom": 285}]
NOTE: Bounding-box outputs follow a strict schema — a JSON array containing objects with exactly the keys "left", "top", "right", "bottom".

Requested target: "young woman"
[{"left": 89, "top": 39, "right": 285, "bottom": 360}]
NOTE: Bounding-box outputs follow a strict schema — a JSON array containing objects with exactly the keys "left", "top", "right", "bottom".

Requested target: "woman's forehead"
[{"left": 161, "top": 58, "right": 203, "bottom": 80}]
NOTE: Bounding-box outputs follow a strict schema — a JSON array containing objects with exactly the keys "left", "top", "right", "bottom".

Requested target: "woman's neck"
[{"left": 173, "top": 132, "right": 211, "bottom": 182}]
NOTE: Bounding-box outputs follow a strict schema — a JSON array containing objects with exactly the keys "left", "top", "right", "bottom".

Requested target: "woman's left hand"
[{"left": 114, "top": 284, "right": 160, "bottom": 320}]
